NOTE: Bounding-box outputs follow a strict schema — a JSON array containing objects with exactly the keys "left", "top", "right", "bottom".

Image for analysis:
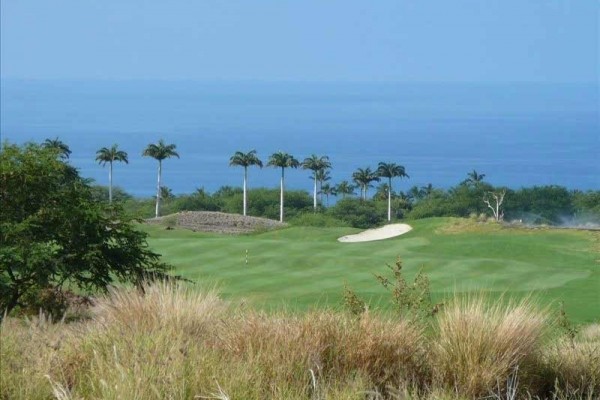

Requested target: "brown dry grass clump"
[
  {"left": 432, "top": 296, "right": 549, "bottom": 397},
  {"left": 1, "top": 283, "right": 598, "bottom": 399}
]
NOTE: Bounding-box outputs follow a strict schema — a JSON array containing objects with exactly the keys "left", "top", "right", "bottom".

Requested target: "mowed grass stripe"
[{"left": 142, "top": 217, "right": 599, "bottom": 323}]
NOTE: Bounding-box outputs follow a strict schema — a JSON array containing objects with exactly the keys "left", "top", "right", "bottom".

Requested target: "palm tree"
[
  {"left": 142, "top": 139, "right": 180, "bottom": 218},
  {"left": 335, "top": 181, "right": 356, "bottom": 199},
  {"left": 302, "top": 154, "right": 331, "bottom": 211},
  {"left": 320, "top": 183, "right": 337, "bottom": 207},
  {"left": 160, "top": 186, "right": 174, "bottom": 201},
  {"left": 352, "top": 167, "right": 380, "bottom": 201},
  {"left": 374, "top": 183, "right": 391, "bottom": 201},
  {"left": 464, "top": 169, "right": 486, "bottom": 187},
  {"left": 420, "top": 183, "right": 434, "bottom": 198},
  {"left": 43, "top": 137, "right": 71, "bottom": 159},
  {"left": 315, "top": 168, "right": 331, "bottom": 205},
  {"left": 267, "top": 151, "right": 300, "bottom": 222},
  {"left": 95, "top": 144, "right": 129, "bottom": 204},
  {"left": 377, "top": 162, "right": 409, "bottom": 221},
  {"left": 229, "top": 150, "right": 263, "bottom": 216}
]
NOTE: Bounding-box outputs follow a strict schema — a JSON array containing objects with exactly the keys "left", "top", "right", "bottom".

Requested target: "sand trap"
[{"left": 338, "top": 223, "right": 413, "bottom": 243}]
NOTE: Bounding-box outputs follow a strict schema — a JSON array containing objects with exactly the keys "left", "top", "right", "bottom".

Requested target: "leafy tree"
[
  {"left": 42, "top": 137, "right": 72, "bottom": 159},
  {"left": 352, "top": 167, "right": 380, "bottom": 200},
  {"left": 169, "top": 188, "right": 222, "bottom": 212},
  {"left": 0, "top": 142, "right": 171, "bottom": 319},
  {"left": 90, "top": 185, "right": 133, "bottom": 203},
  {"left": 229, "top": 150, "right": 263, "bottom": 216},
  {"left": 302, "top": 154, "right": 331, "bottom": 211},
  {"left": 266, "top": 151, "right": 300, "bottom": 222},
  {"left": 503, "top": 185, "right": 573, "bottom": 224},
  {"left": 142, "top": 139, "right": 180, "bottom": 218},
  {"left": 335, "top": 180, "right": 356, "bottom": 199},
  {"left": 571, "top": 190, "right": 600, "bottom": 223},
  {"left": 95, "top": 144, "right": 129, "bottom": 203},
  {"left": 376, "top": 162, "right": 409, "bottom": 221}
]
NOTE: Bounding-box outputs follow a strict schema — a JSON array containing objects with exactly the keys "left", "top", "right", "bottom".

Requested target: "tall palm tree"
[
  {"left": 335, "top": 181, "right": 356, "bottom": 199},
  {"left": 95, "top": 144, "right": 129, "bottom": 204},
  {"left": 376, "top": 162, "right": 409, "bottom": 221},
  {"left": 267, "top": 151, "right": 300, "bottom": 222},
  {"left": 229, "top": 150, "right": 263, "bottom": 216},
  {"left": 352, "top": 167, "right": 380, "bottom": 201},
  {"left": 302, "top": 154, "right": 331, "bottom": 211},
  {"left": 142, "top": 139, "right": 179, "bottom": 218},
  {"left": 42, "top": 137, "right": 71, "bottom": 159}
]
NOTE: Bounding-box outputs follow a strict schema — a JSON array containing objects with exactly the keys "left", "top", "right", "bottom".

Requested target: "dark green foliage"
[
  {"left": 504, "top": 186, "right": 573, "bottom": 224},
  {"left": 288, "top": 213, "right": 350, "bottom": 227},
  {"left": 407, "top": 184, "right": 496, "bottom": 220},
  {"left": 328, "top": 198, "right": 386, "bottom": 228},
  {"left": 90, "top": 185, "right": 133, "bottom": 202},
  {"left": 170, "top": 188, "right": 223, "bottom": 212},
  {"left": 0, "top": 142, "right": 171, "bottom": 318},
  {"left": 211, "top": 188, "right": 312, "bottom": 220}
]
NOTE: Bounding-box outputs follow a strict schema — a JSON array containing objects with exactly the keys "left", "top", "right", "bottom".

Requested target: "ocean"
[{"left": 1, "top": 80, "right": 598, "bottom": 197}]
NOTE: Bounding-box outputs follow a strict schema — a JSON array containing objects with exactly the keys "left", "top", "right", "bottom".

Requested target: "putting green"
[{"left": 143, "top": 218, "right": 600, "bottom": 323}]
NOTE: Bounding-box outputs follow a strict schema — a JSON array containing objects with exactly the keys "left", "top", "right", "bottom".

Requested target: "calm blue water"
[{"left": 1, "top": 80, "right": 598, "bottom": 197}]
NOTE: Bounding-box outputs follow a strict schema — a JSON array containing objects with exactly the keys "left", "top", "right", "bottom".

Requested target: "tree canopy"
[{"left": 0, "top": 142, "right": 171, "bottom": 318}]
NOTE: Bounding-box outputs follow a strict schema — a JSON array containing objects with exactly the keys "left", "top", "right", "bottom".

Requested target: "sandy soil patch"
[{"left": 338, "top": 223, "right": 413, "bottom": 243}]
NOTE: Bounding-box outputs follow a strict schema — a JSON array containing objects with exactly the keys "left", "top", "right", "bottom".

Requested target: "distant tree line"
[{"left": 42, "top": 138, "right": 600, "bottom": 228}]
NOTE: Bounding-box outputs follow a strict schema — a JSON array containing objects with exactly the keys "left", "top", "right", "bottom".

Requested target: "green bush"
[
  {"left": 328, "top": 198, "right": 385, "bottom": 228},
  {"left": 288, "top": 212, "right": 350, "bottom": 227}
]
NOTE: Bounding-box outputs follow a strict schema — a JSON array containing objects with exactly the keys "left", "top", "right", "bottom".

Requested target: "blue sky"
[{"left": 1, "top": 0, "right": 597, "bottom": 82}]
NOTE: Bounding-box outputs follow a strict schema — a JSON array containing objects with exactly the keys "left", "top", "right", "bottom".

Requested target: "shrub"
[
  {"left": 288, "top": 212, "right": 349, "bottom": 227},
  {"left": 329, "top": 198, "right": 385, "bottom": 228},
  {"left": 432, "top": 296, "right": 548, "bottom": 398}
]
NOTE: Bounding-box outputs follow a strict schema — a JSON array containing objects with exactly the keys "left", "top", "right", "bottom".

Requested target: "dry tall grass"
[
  {"left": 1, "top": 283, "right": 598, "bottom": 400},
  {"left": 432, "top": 296, "right": 549, "bottom": 397}
]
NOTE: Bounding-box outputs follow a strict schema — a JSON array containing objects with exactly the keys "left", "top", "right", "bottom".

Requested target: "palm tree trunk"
[
  {"left": 319, "top": 180, "right": 323, "bottom": 205},
  {"left": 155, "top": 160, "right": 162, "bottom": 218},
  {"left": 387, "top": 177, "right": 392, "bottom": 222},
  {"left": 108, "top": 161, "right": 113, "bottom": 204},
  {"left": 243, "top": 167, "right": 248, "bottom": 216},
  {"left": 313, "top": 173, "right": 317, "bottom": 211},
  {"left": 280, "top": 167, "right": 285, "bottom": 222}
]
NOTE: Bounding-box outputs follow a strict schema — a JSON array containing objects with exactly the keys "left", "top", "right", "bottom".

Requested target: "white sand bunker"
[{"left": 338, "top": 223, "right": 413, "bottom": 243}]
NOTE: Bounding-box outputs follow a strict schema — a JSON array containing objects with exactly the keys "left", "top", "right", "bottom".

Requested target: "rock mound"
[{"left": 148, "top": 211, "right": 286, "bottom": 234}]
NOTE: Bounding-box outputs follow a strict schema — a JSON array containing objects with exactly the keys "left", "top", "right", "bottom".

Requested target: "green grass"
[{"left": 142, "top": 217, "right": 600, "bottom": 323}]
